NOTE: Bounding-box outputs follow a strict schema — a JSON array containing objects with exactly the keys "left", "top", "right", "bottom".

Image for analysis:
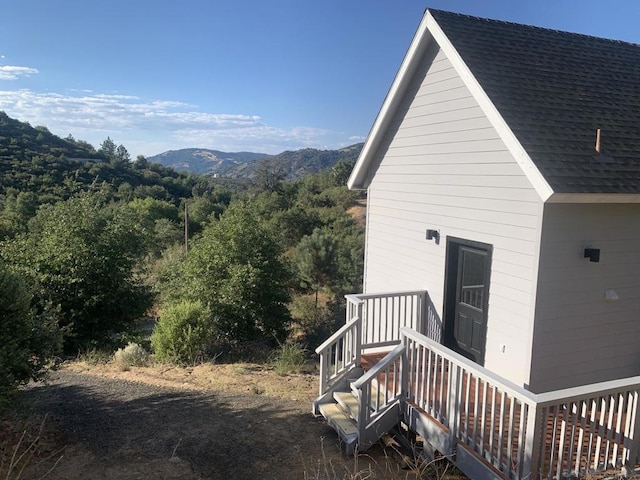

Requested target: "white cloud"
[
  {"left": 0, "top": 88, "right": 336, "bottom": 155},
  {"left": 349, "top": 135, "right": 366, "bottom": 142},
  {"left": 0, "top": 65, "right": 39, "bottom": 80}
]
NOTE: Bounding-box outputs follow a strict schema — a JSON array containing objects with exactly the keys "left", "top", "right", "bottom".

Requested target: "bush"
[
  {"left": 151, "top": 300, "right": 212, "bottom": 365},
  {"left": 166, "top": 202, "right": 292, "bottom": 347},
  {"left": 0, "top": 262, "right": 60, "bottom": 404},
  {"left": 1, "top": 192, "right": 152, "bottom": 352},
  {"left": 113, "top": 342, "right": 150, "bottom": 371}
]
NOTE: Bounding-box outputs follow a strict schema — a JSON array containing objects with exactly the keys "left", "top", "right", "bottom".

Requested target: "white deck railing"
[
  {"left": 346, "top": 290, "right": 439, "bottom": 349},
  {"left": 317, "top": 291, "right": 640, "bottom": 479},
  {"left": 315, "top": 316, "right": 361, "bottom": 396},
  {"left": 401, "top": 327, "right": 640, "bottom": 479},
  {"left": 352, "top": 344, "right": 405, "bottom": 431},
  {"left": 316, "top": 290, "right": 434, "bottom": 398}
]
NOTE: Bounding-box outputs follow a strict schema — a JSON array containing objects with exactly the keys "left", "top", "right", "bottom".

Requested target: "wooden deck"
[
  {"left": 316, "top": 291, "right": 640, "bottom": 479},
  {"left": 362, "top": 351, "right": 634, "bottom": 477}
]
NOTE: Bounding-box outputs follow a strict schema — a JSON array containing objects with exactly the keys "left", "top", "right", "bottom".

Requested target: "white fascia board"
[
  {"left": 425, "top": 11, "right": 554, "bottom": 203},
  {"left": 348, "top": 11, "right": 434, "bottom": 190},
  {"left": 547, "top": 193, "right": 640, "bottom": 203}
]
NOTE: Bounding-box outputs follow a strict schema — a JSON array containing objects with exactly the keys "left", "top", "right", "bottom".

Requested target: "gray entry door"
[{"left": 444, "top": 239, "right": 491, "bottom": 366}]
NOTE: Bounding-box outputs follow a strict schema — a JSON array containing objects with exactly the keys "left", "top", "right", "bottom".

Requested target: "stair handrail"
[
  {"left": 315, "top": 316, "right": 360, "bottom": 355},
  {"left": 352, "top": 344, "right": 406, "bottom": 432},
  {"left": 315, "top": 315, "right": 362, "bottom": 397}
]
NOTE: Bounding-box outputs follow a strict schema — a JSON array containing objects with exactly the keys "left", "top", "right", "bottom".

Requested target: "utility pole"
[{"left": 184, "top": 201, "right": 189, "bottom": 255}]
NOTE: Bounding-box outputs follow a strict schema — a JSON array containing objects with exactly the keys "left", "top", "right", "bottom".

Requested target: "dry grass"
[{"left": 0, "top": 415, "right": 63, "bottom": 480}]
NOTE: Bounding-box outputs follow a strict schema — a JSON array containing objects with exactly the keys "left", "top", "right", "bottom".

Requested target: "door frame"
[{"left": 442, "top": 236, "right": 493, "bottom": 366}]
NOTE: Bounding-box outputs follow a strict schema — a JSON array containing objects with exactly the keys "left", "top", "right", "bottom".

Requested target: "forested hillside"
[
  {"left": 0, "top": 111, "right": 200, "bottom": 206},
  {"left": 0, "top": 111, "right": 364, "bottom": 401}
]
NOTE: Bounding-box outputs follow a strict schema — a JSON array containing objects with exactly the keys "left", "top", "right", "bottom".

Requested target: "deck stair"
[
  {"left": 317, "top": 389, "right": 360, "bottom": 455},
  {"left": 317, "top": 378, "right": 395, "bottom": 455}
]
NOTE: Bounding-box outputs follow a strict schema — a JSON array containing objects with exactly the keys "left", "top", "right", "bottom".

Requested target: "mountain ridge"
[{"left": 148, "top": 144, "right": 363, "bottom": 180}]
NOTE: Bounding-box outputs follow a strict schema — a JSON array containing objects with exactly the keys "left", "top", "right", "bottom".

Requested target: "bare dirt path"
[{"left": 5, "top": 362, "right": 417, "bottom": 480}]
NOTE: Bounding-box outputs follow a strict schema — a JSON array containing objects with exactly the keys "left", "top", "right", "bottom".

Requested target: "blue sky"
[{"left": 1, "top": 1, "right": 639, "bottom": 158}]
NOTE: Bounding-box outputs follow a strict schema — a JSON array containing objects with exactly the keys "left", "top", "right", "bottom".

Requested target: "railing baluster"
[
  {"left": 623, "top": 391, "right": 634, "bottom": 464},
  {"left": 613, "top": 393, "right": 624, "bottom": 467},
  {"left": 473, "top": 375, "right": 480, "bottom": 451},
  {"left": 439, "top": 354, "right": 446, "bottom": 422},
  {"left": 516, "top": 400, "right": 526, "bottom": 479},
  {"left": 507, "top": 396, "right": 515, "bottom": 476},
  {"left": 426, "top": 344, "right": 432, "bottom": 411},
  {"left": 595, "top": 397, "right": 606, "bottom": 469},
  {"left": 557, "top": 404, "right": 568, "bottom": 478},
  {"left": 629, "top": 391, "right": 640, "bottom": 466},
  {"left": 567, "top": 402, "right": 577, "bottom": 474},
  {"left": 575, "top": 400, "right": 587, "bottom": 475},
  {"left": 605, "top": 394, "right": 615, "bottom": 468},
  {"left": 587, "top": 397, "right": 597, "bottom": 469},
  {"left": 497, "top": 388, "right": 506, "bottom": 469}
]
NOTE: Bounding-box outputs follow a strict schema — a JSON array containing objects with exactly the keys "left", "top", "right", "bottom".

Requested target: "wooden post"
[
  {"left": 318, "top": 349, "right": 328, "bottom": 397},
  {"left": 355, "top": 301, "right": 363, "bottom": 367},
  {"left": 401, "top": 333, "right": 409, "bottom": 399},
  {"left": 523, "top": 403, "right": 544, "bottom": 479},
  {"left": 447, "top": 363, "right": 460, "bottom": 440},
  {"left": 628, "top": 391, "right": 640, "bottom": 468}
]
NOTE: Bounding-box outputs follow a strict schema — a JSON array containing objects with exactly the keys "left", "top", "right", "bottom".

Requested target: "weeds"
[
  {"left": 272, "top": 342, "right": 307, "bottom": 375},
  {"left": 76, "top": 347, "right": 111, "bottom": 366},
  {"left": 302, "top": 438, "right": 375, "bottom": 480},
  {"left": 301, "top": 435, "right": 465, "bottom": 480},
  {"left": 0, "top": 415, "right": 63, "bottom": 480}
]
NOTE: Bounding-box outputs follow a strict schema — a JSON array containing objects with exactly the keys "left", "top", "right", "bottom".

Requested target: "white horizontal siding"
[
  {"left": 363, "top": 41, "right": 543, "bottom": 387},
  {"left": 529, "top": 203, "right": 640, "bottom": 392}
]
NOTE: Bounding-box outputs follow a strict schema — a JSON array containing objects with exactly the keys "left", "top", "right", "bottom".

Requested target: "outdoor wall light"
[
  {"left": 426, "top": 229, "right": 440, "bottom": 244},
  {"left": 584, "top": 248, "right": 600, "bottom": 263}
]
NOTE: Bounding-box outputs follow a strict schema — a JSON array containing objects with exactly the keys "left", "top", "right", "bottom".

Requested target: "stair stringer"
[{"left": 357, "top": 400, "right": 401, "bottom": 452}]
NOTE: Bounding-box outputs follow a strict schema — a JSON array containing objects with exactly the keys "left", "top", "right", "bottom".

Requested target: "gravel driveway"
[{"left": 11, "top": 368, "right": 408, "bottom": 480}]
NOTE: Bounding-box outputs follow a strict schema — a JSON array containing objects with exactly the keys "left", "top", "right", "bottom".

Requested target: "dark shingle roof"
[{"left": 430, "top": 9, "right": 640, "bottom": 194}]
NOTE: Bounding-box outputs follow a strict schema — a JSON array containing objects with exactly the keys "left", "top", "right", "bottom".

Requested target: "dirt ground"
[{"left": 1, "top": 360, "right": 447, "bottom": 480}]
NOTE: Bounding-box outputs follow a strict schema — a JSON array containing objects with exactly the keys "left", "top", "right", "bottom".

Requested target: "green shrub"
[
  {"left": 167, "top": 202, "right": 292, "bottom": 346},
  {"left": 0, "top": 262, "right": 60, "bottom": 404},
  {"left": 151, "top": 300, "right": 212, "bottom": 365},
  {"left": 113, "top": 342, "right": 150, "bottom": 371}
]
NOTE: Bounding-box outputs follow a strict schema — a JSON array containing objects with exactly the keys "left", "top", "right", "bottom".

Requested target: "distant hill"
[
  {"left": 148, "top": 149, "right": 270, "bottom": 176},
  {"left": 148, "top": 143, "right": 364, "bottom": 179}
]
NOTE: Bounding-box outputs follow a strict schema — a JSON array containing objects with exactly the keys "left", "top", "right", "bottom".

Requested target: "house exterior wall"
[
  {"left": 362, "top": 41, "right": 544, "bottom": 387},
  {"left": 529, "top": 203, "right": 640, "bottom": 393}
]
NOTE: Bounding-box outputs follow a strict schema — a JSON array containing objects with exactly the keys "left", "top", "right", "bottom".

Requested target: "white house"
[{"left": 314, "top": 9, "right": 640, "bottom": 480}]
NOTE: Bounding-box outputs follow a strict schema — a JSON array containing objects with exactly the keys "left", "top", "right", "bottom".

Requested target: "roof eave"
[{"left": 547, "top": 192, "right": 640, "bottom": 203}]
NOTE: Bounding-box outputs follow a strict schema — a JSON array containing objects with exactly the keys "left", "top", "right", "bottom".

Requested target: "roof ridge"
[{"left": 427, "top": 8, "right": 640, "bottom": 48}]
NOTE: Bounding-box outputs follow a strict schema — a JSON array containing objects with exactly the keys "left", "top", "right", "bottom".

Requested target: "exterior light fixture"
[
  {"left": 426, "top": 229, "right": 440, "bottom": 244},
  {"left": 584, "top": 248, "right": 600, "bottom": 263}
]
